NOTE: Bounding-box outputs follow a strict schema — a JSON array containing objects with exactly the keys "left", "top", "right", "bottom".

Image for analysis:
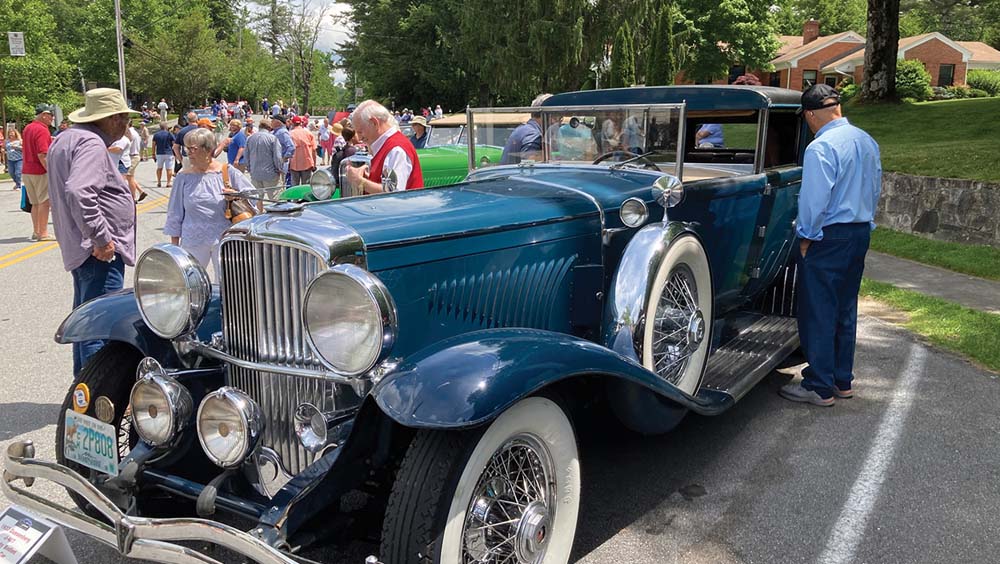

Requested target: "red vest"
[{"left": 368, "top": 131, "right": 423, "bottom": 190}]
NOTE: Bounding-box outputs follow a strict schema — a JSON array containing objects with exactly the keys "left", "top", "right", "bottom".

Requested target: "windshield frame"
[{"left": 466, "top": 103, "right": 688, "bottom": 179}]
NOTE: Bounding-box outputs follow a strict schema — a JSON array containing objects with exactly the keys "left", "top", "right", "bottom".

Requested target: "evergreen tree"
[
  {"left": 646, "top": 4, "right": 677, "bottom": 86},
  {"left": 609, "top": 22, "right": 635, "bottom": 88}
]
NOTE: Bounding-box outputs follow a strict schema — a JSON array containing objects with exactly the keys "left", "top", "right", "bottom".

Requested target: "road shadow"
[{"left": 0, "top": 401, "right": 61, "bottom": 441}]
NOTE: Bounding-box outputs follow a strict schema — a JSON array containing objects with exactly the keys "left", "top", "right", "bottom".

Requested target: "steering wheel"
[{"left": 592, "top": 150, "right": 660, "bottom": 170}]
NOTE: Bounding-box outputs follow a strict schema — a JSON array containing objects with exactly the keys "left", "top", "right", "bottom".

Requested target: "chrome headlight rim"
[
  {"left": 129, "top": 358, "right": 193, "bottom": 447},
  {"left": 134, "top": 244, "right": 211, "bottom": 339},
  {"left": 620, "top": 197, "right": 649, "bottom": 228},
  {"left": 310, "top": 168, "right": 335, "bottom": 200},
  {"left": 196, "top": 387, "right": 263, "bottom": 469},
  {"left": 302, "top": 264, "right": 397, "bottom": 377}
]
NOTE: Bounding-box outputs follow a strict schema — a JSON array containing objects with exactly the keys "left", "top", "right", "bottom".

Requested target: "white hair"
[
  {"left": 185, "top": 127, "right": 216, "bottom": 153},
  {"left": 353, "top": 99, "right": 394, "bottom": 126}
]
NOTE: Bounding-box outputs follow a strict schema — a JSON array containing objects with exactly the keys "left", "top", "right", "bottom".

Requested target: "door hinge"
[
  {"left": 763, "top": 183, "right": 774, "bottom": 196},
  {"left": 756, "top": 226, "right": 767, "bottom": 238},
  {"left": 749, "top": 267, "right": 762, "bottom": 279}
]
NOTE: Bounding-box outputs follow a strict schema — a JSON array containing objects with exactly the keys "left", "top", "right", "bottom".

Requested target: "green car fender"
[{"left": 278, "top": 184, "right": 341, "bottom": 202}]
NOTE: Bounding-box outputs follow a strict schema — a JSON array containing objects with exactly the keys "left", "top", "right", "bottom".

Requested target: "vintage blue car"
[{"left": 3, "top": 85, "right": 807, "bottom": 564}]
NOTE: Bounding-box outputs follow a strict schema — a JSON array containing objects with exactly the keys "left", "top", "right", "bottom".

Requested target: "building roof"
[
  {"left": 957, "top": 41, "right": 1000, "bottom": 64},
  {"left": 776, "top": 35, "right": 804, "bottom": 58},
  {"left": 821, "top": 32, "right": 979, "bottom": 73},
  {"left": 771, "top": 31, "right": 866, "bottom": 69}
]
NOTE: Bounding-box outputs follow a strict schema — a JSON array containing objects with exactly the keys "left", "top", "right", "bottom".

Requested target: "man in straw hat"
[{"left": 47, "top": 88, "right": 139, "bottom": 375}]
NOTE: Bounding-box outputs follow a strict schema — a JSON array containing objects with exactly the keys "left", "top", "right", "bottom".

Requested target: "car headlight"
[
  {"left": 310, "top": 168, "right": 335, "bottom": 200},
  {"left": 134, "top": 244, "right": 210, "bottom": 339},
  {"left": 303, "top": 264, "right": 397, "bottom": 376},
  {"left": 196, "top": 388, "right": 262, "bottom": 468},
  {"left": 130, "top": 358, "right": 193, "bottom": 447},
  {"left": 620, "top": 198, "right": 649, "bottom": 228}
]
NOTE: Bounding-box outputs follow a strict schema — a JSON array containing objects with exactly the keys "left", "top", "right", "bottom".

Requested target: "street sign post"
[{"left": 7, "top": 32, "right": 25, "bottom": 57}]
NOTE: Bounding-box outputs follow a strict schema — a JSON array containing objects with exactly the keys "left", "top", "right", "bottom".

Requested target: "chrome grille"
[{"left": 220, "top": 239, "right": 332, "bottom": 476}]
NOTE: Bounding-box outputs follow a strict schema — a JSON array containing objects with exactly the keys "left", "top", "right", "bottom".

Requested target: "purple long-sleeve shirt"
[{"left": 47, "top": 124, "right": 136, "bottom": 271}]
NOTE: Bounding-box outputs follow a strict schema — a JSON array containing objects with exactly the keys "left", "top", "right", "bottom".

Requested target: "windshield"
[
  {"left": 468, "top": 104, "right": 685, "bottom": 175},
  {"left": 428, "top": 126, "right": 462, "bottom": 147}
]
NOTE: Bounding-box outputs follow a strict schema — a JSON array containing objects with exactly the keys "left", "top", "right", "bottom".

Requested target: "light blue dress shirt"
[
  {"left": 796, "top": 117, "right": 882, "bottom": 241},
  {"left": 272, "top": 125, "right": 295, "bottom": 159}
]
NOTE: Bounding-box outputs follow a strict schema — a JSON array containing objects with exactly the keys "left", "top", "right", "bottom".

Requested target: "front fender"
[
  {"left": 373, "top": 328, "right": 708, "bottom": 430},
  {"left": 55, "top": 288, "right": 222, "bottom": 367}
]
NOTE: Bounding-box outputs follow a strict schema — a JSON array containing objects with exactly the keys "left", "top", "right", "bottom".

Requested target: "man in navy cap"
[{"left": 779, "top": 83, "right": 882, "bottom": 407}]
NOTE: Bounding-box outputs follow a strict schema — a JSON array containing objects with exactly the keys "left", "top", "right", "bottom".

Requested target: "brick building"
[{"left": 685, "top": 21, "right": 1000, "bottom": 91}]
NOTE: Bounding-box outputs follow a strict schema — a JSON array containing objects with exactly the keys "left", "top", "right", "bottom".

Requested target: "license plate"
[{"left": 63, "top": 410, "right": 119, "bottom": 477}]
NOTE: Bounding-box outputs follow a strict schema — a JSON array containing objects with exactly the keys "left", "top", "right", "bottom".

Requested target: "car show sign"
[
  {"left": 0, "top": 507, "right": 77, "bottom": 564},
  {"left": 7, "top": 33, "right": 24, "bottom": 57}
]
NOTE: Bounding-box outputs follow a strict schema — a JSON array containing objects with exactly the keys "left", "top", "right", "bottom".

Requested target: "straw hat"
[
  {"left": 410, "top": 116, "right": 428, "bottom": 128},
  {"left": 68, "top": 88, "right": 137, "bottom": 123},
  {"left": 330, "top": 122, "right": 344, "bottom": 135}
]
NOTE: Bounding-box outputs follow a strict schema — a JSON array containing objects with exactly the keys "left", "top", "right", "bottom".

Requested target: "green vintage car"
[{"left": 279, "top": 113, "right": 523, "bottom": 201}]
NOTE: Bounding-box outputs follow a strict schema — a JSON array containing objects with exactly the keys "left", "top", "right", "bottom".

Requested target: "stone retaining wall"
[{"left": 877, "top": 172, "right": 1000, "bottom": 247}]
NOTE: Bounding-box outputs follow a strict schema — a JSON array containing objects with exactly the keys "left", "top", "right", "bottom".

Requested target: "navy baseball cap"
[
  {"left": 798, "top": 84, "right": 841, "bottom": 114},
  {"left": 35, "top": 103, "right": 54, "bottom": 115}
]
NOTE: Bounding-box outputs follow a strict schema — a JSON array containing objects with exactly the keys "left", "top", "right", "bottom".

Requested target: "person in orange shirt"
[{"left": 288, "top": 116, "right": 317, "bottom": 185}]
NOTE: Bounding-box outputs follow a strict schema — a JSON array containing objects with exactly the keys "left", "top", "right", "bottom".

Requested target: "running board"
[{"left": 699, "top": 315, "right": 799, "bottom": 401}]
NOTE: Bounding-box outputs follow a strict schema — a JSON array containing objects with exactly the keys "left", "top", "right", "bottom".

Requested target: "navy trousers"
[
  {"left": 71, "top": 254, "right": 125, "bottom": 376},
  {"left": 796, "top": 223, "right": 871, "bottom": 399}
]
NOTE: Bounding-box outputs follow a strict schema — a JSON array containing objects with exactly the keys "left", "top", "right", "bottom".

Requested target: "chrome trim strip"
[
  {"left": 1, "top": 441, "right": 298, "bottom": 564},
  {"left": 468, "top": 103, "right": 688, "bottom": 113},
  {"left": 191, "top": 341, "right": 356, "bottom": 384},
  {"left": 754, "top": 108, "right": 769, "bottom": 174}
]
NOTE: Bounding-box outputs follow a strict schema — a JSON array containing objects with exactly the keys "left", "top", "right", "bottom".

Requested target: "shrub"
[
  {"left": 946, "top": 85, "right": 971, "bottom": 99},
  {"left": 733, "top": 74, "right": 762, "bottom": 86},
  {"left": 931, "top": 86, "right": 954, "bottom": 100},
  {"left": 839, "top": 82, "right": 859, "bottom": 101},
  {"left": 895, "top": 59, "right": 933, "bottom": 101},
  {"left": 967, "top": 69, "right": 1000, "bottom": 96},
  {"left": 969, "top": 88, "right": 990, "bottom": 98}
]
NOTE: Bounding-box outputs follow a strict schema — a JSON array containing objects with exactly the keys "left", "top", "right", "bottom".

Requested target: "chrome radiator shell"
[{"left": 219, "top": 238, "right": 337, "bottom": 477}]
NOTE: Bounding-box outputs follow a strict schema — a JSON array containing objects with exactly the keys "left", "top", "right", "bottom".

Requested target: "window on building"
[
  {"left": 770, "top": 72, "right": 781, "bottom": 87},
  {"left": 824, "top": 75, "right": 838, "bottom": 87},
  {"left": 939, "top": 64, "right": 955, "bottom": 87},
  {"left": 802, "top": 70, "right": 818, "bottom": 89},
  {"left": 728, "top": 65, "right": 746, "bottom": 84}
]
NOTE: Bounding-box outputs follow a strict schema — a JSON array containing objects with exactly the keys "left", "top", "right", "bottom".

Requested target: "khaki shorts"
[
  {"left": 128, "top": 157, "right": 139, "bottom": 175},
  {"left": 23, "top": 173, "right": 48, "bottom": 205}
]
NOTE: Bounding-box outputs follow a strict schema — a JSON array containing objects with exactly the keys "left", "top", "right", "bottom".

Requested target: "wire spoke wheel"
[
  {"left": 642, "top": 235, "right": 713, "bottom": 396},
  {"left": 463, "top": 435, "right": 555, "bottom": 564}
]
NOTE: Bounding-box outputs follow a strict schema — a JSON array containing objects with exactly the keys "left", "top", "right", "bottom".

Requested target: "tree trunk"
[{"left": 859, "top": 0, "right": 900, "bottom": 102}]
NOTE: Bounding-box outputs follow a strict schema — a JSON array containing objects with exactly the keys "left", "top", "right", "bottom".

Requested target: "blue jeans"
[
  {"left": 8, "top": 159, "right": 22, "bottom": 188},
  {"left": 796, "top": 223, "right": 871, "bottom": 399},
  {"left": 71, "top": 254, "right": 125, "bottom": 375}
]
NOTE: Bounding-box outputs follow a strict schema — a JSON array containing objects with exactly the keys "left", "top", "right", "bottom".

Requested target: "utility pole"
[{"left": 114, "top": 0, "right": 127, "bottom": 98}]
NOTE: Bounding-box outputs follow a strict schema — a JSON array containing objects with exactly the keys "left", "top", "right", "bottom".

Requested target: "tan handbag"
[{"left": 221, "top": 164, "right": 257, "bottom": 224}]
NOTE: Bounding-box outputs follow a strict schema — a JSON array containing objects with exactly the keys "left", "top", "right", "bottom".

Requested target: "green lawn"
[
  {"left": 860, "top": 279, "right": 1000, "bottom": 373},
  {"left": 871, "top": 228, "right": 1000, "bottom": 281},
  {"left": 843, "top": 97, "right": 1000, "bottom": 183}
]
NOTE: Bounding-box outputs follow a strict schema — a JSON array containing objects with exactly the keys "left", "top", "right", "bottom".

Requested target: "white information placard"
[
  {"left": 0, "top": 507, "right": 77, "bottom": 564},
  {"left": 7, "top": 33, "right": 24, "bottom": 57}
]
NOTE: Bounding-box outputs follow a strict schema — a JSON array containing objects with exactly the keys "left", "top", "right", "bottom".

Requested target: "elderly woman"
[{"left": 164, "top": 127, "right": 252, "bottom": 278}]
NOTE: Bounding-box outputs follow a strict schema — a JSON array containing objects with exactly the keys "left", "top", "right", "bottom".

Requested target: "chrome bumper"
[{"left": 1, "top": 441, "right": 299, "bottom": 564}]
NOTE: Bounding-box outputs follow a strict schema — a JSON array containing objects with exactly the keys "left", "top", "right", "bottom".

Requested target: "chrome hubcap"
[
  {"left": 463, "top": 435, "right": 555, "bottom": 564},
  {"left": 652, "top": 264, "right": 702, "bottom": 384}
]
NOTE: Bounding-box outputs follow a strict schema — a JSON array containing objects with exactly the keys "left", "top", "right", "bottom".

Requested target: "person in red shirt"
[
  {"left": 345, "top": 99, "right": 423, "bottom": 194},
  {"left": 22, "top": 104, "right": 56, "bottom": 240}
]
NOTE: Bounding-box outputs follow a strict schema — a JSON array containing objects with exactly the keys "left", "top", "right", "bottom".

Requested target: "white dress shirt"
[{"left": 370, "top": 127, "right": 412, "bottom": 191}]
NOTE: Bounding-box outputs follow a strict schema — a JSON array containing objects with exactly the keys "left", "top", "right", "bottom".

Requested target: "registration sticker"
[{"left": 62, "top": 410, "right": 118, "bottom": 477}]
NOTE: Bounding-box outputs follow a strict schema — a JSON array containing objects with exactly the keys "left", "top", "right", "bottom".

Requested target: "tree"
[
  {"left": 675, "top": 0, "right": 780, "bottom": 83},
  {"left": 126, "top": 8, "right": 224, "bottom": 110},
  {"left": 280, "top": 0, "right": 328, "bottom": 111},
  {"left": 771, "top": 0, "right": 867, "bottom": 35},
  {"left": 609, "top": 22, "right": 635, "bottom": 88},
  {"left": 859, "top": 0, "right": 900, "bottom": 102},
  {"left": 646, "top": 3, "right": 678, "bottom": 85}
]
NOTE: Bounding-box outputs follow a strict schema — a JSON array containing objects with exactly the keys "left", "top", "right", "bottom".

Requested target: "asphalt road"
[{"left": 1, "top": 159, "right": 999, "bottom": 563}]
